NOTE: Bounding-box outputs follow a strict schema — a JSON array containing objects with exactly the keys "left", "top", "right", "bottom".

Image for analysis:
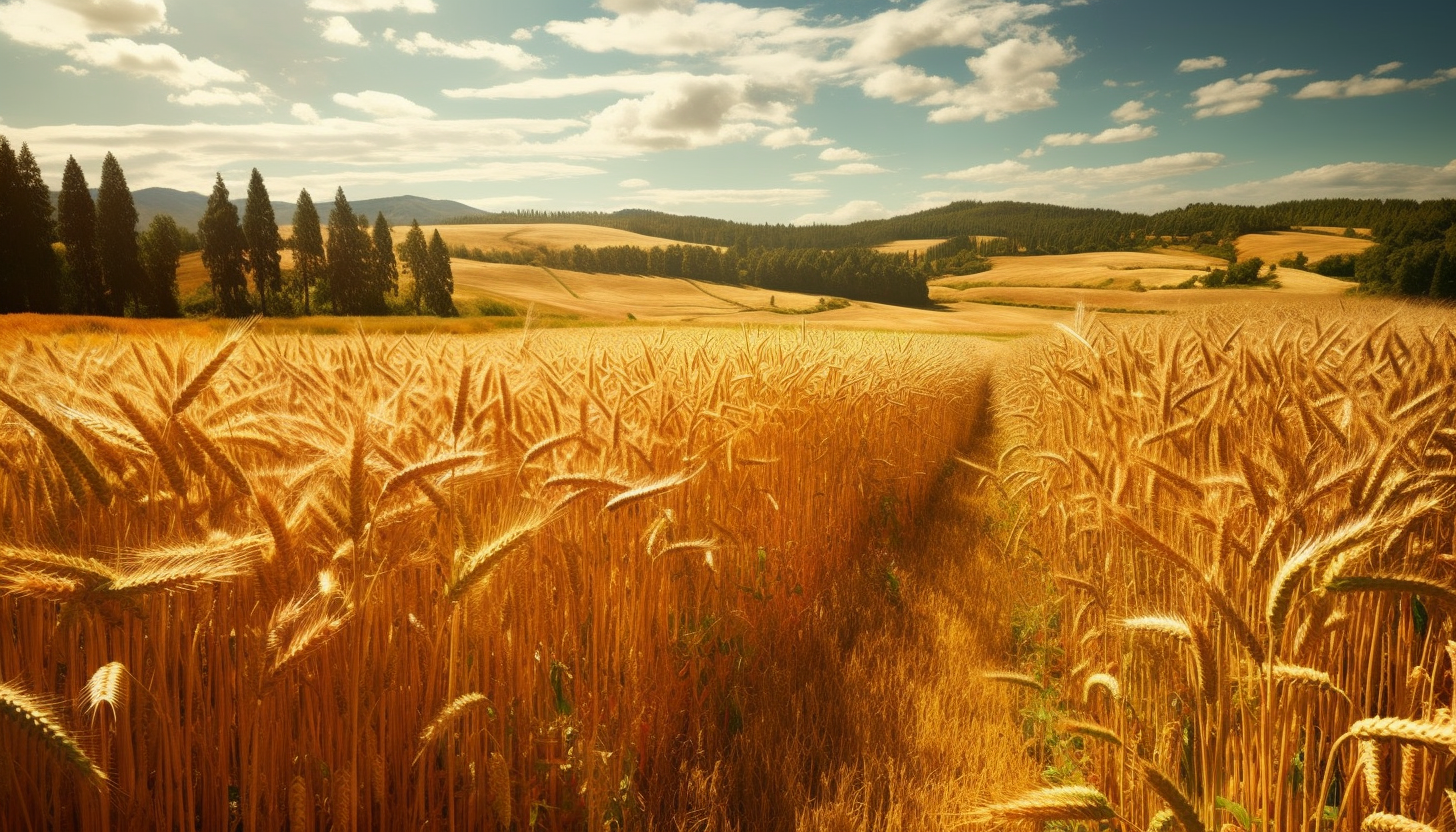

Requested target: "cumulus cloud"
[
  {"left": 618, "top": 187, "right": 828, "bottom": 205},
  {"left": 1111, "top": 99, "right": 1157, "bottom": 123},
  {"left": 760, "top": 126, "right": 833, "bottom": 149},
  {"left": 1293, "top": 65, "right": 1456, "bottom": 99},
  {"left": 0, "top": 0, "right": 252, "bottom": 91},
  {"left": 306, "top": 0, "right": 435, "bottom": 13},
  {"left": 291, "top": 103, "right": 322, "bottom": 123},
  {"left": 1177, "top": 55, "right": 1226, "bottom": 73},
  {"left": 932, "top": 152, "right": 1224, "bottom": 186},
  {"left": 561, "top": 74, "right": 799, "bottom": 153},
  {"left": 511, "top": 27, "right": 533, "bottom": 41},
  {"left": 1038, "top": 123, "right": 1157, "bottom": 148},
  {"left": 794, "top": 200, "right": 893, "bottom": 225},
  {"left": 1119, "top": 160, "right": 1456, "bottom": 210},
  {"left": 546, "top": 3, "right": 804, "bottom": 56},
  {"left": 333, "top": 90, "right": 435, "bottom": 119},
  {"left": 790, "top": 162, "right": 890, "bottom": 182},
  {"left": 819, "top": 147, "right": 869, "bottom": 162},
  {"left": 388, "top": 31, "right": 541, "bottom": 69},
  {"left": 0, "top": 0, "right": 168, "bottom": 48},
  {"left": 920, "top": 36, "right": 1076, "bottom": 122},
  {"left": 168, "top": 87, "right": 265, "bottom": 107},
  {"left": 841, "top": 0, "right": 1039, "bottom": 64},
  {"left": 321, "top": 16, "right": 367, "bottom": 46},
  {"left": 1189, "top": 68, "right": 1312, "bottom": 118}
]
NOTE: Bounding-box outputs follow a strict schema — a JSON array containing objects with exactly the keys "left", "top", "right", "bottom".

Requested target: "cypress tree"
[
  {"left": 198, "top": 174, "right": 249, "bottom": 317},
  {"left": 399, "top": 219, "right": 428, "bottom": 314},
  {"left": 0, "top": 138, "right": 19, "bottom": 313},
  {"left": 58, "top": 157, "right": 105, "bottom": 315},
  {"left": 371, "top": 212, "right": 398, "bottom": 299},
  {"left": 326, "top": 188, "right": 378, "bottom": 315},
  {"left": 138, "top": 214, "right": 182, "bottom": 317},
  {"left": 15, "top": 145, "right": 61, "bottom": 312},
  {"left": 242, "top": 168, "right": 283, "bottom": 315},
  {"left": 96, "top": 152, "right": 145, "bottom": 315},
  {"left": 292, "top": 189, "right": 324, "bottom": 315},
  {"left": 424, "top": 229, "right": 456, "bottom": 317}
]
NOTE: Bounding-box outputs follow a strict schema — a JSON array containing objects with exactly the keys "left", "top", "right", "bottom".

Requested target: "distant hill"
[{"left": 53, "top": 188, "right": 489, "bottom": 231}]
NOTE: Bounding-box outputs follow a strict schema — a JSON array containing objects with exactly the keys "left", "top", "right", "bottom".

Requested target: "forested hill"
[{"left": 448, "top": 198, "right": 1442, "bottom": 254}]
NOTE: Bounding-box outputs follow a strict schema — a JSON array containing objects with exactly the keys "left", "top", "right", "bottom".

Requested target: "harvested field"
[
  {"left": 936, "top": 250, "right": 1224, "bottom": 289},
  {"left": 1235, "top": 229, "right": 1374, "bottom": 263}
]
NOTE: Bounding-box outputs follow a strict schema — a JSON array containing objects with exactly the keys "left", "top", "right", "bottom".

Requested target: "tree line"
[
  {"left": 1352, "top": 199, "right": 1456, "bottom": 298},
  {"left": 452, "top": 241, "right": 935, "bottom": 307},
  {"left": 0, "top": 137, "right": 457, "bottom": 319}
]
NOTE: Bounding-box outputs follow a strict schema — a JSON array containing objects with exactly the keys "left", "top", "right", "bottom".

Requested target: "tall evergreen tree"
[
  {"left": 96, "top": 152, "right": 145, "bottom": 315},
  {"left": 326, "top": 187, "right": 380, "bottom": 315},
  {"left": 15, "top": 145, "right": 61, "bottom": 313},
  {"left": 0, "top": 139, "right": 20, "bottom": 313},
  {"left": 398, "top": 219, "right": 429, "bottom": 314},
  {"left": 292, "top": 189, "right": 325, "bottom": 315},
  {"left": 198, "top": 174, "right": 250, "bottom": 317},
  {"left": 58, "top": 157, "right": 105, "bottom": 315},
  {"left": 1432, "top": 251, "right": 1456, "bottom": 300},
  {"left": 371, "top": 212, "right": 398, "bottom": 299},
  {"left": 424, "top": 229, "right": 456, "bottom": 317},
  {"left": 242, "top": 168, "right": 283, "bottom": 315},
  {"left": 138, "top": 214, "right": 182, "bottom": 317}
]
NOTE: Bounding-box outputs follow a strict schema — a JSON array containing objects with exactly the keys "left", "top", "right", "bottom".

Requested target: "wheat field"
[
  {"left": 0, "top": 320, "right": 1000, "bottom": 830},
  {"left": 983, "top": 300, "right": 1456, "bottom": 831}
]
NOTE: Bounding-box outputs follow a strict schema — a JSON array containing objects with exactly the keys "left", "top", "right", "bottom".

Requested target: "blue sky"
[{"left": 1, "top": 0, "right": 1453, "bottom": 223}]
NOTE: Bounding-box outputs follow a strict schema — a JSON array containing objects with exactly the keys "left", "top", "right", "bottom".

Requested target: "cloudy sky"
[{"left": 1, "top": 0, "right": 1453, "bottom": 224}]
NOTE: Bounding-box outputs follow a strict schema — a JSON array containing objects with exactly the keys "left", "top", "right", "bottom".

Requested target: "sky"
[{"left": 0, "top": 0, "right": 1454, "bottom": 224}]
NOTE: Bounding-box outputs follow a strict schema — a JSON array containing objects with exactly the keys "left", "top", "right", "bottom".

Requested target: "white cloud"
[
  {"left": 791, "top": 162, "right": 889, "bottom": 181},
  {"left": 168, "top": 87, "right": 265, "bottom": 107},
  {"left": 390, "top": 32, "right": 542, "bottom": 69},
  {"left": 841, "top": 0, "right": 1043, "bottom": 64},
  {"left": 546, "top": 3, "right": 805, "bottom": 56},
  {"left": 0, "top": 0, "right": 168, "bottom": 48},
  {"left": 619, "top": 187, "right": 828, "bottom": 205},
  {"left": 1039, "top": 123, "right": 1156, "bottom": 148},
  {"left": 1, "top": 115, "right": 593, "bottom": 195},
  {"left": 860, "top": 64, "right": 955, "bottom": 103},
  {"left": 601, "top": 0, "right": 695, "bottom": 12},
  {"left": 561, "top": 74, "right": 798, "bottom": 153},
  {"left": 619, "top": 178, "right": 650, "bottom": 188},
  {"left": 306, "top": 0, "right": 435, "bottom": 13},
  {"left": 794, "top": 200, "right": 893, "bottom": 225},
  {"left": 511, "top": 27, "right": 533, "bottom": 41},
  {"left": 57, "top": 63, "right": 87, "bottom": 75},
  {"left": 1189, "top": 68, "right": 1313, "bottom": 118},
  {"left": 1293, "top": 65, "right": 1456, "bottom": 99},
  {"left": 333, "top": 90, "right": 435, "bottom": 119},
  {"left": 760, "top": 126, "right": 833, "bottom": 149},
  {"left": 819, "top": 146, "right": 868, "bottom": 162},
  {"left": 292, "top": 103, "right": 322, "bottom": 123},
  {"left": 445, "top": 73, "right": 690, "bottom": 100},
  {"left": 932, "top": 152, "right": 1224, "bottom": 186},
  {"left": 69, "top": 38, "right": 248, "bottom": 88},
  {"left": 920, "top": 36, "right": 1076, "bottom": 122},
  {"left": 1111, "top": 99, "right": 1157, "bottom": 123},
  {"left": 1118, "top": 160, "right": 1456, "bottom": 210},
  {"left": 321, "top": 16, "right": 367, "bottom": 46},
  {"left": 1177, "top": 55, "right": 1226, "bottom": 73}
]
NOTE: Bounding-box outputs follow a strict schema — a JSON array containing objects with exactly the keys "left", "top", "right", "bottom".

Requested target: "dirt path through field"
[{"left": 705, "top": 354, "right": 1044, "bottom": 829}]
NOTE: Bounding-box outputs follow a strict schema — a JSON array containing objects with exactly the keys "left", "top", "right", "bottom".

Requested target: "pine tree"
[
  {"left": 58, "top": 157, "right": 105, "bottom": 315},
  {"left": 424, "top": 229, "right": 457, "bottom": 317},
  {"left": 326, "top": 188, "right": 380, "bottom": 315},
  {"left": 138, "top": 214, "right": 182, "bottom": 317},
  {"left": 15, "top": 145, "right": 61, "bottom": 313},
  {"left": 398, "top": 219, "right": 429, "bottom": 314},
  {"left": 291, "top": 189, "right": 324, "bottom": 315},
  {"left": 198, "top": 174, "right": 250, "bottom": 317},
  {"left": 371, "top": 212, "right": 398, "bottom": 300},
  {"left": 96, "top": 152, "right": 145, "bottom": 315},
  {"left": 242, "top": 168, "right": 283, "bottom": 315},
  {"left": 0, "top": 138, "right": 20, "bottom": 313}
]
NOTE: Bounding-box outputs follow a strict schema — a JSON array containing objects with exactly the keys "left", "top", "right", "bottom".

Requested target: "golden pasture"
[{"left": 1235, "top": 229, "right": 1375, "bottom": 263}]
